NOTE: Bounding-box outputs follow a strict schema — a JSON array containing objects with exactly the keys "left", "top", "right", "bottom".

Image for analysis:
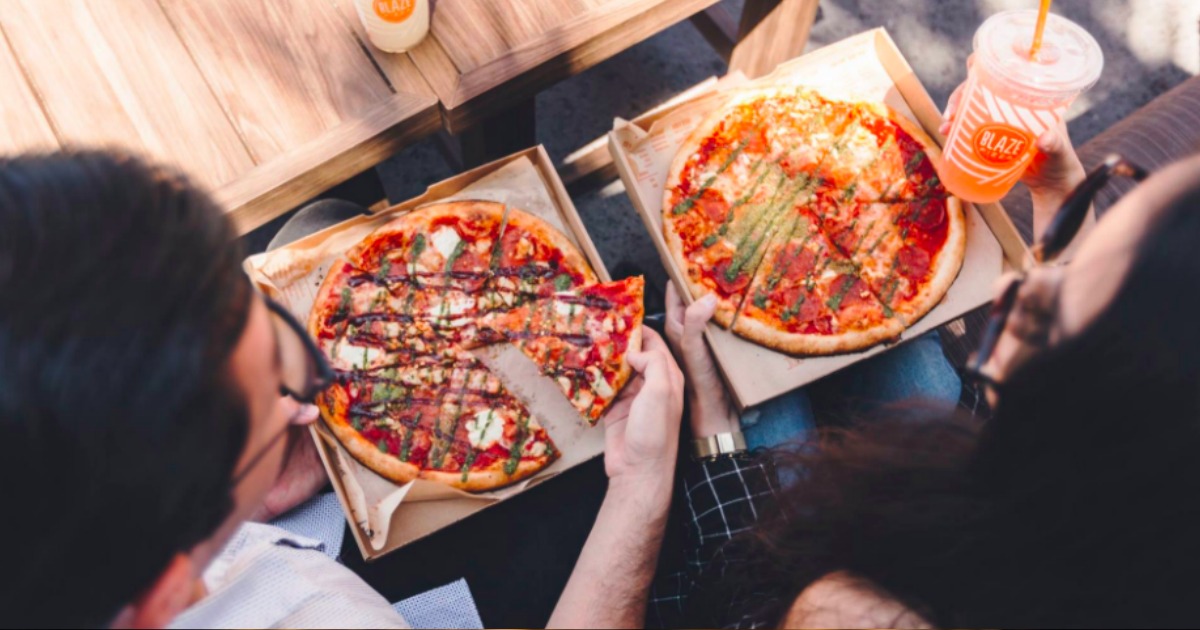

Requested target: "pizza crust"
[
  {"left": 419, "top": 458, "right": 551, "bottom": 493},
  {"left": 319, "top": 392, "right": 421, "bottom": 486},
  {"left": 732, "top": 312, "right": 906, "bottom": 356}
]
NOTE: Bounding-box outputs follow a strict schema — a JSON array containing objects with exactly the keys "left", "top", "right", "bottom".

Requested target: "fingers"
[
  {"left": 628, "top": 327, "right": 684, "bottom": 393},
  {"left": 665, "top": 282, "right": 685, "bottom": 350},
  {"left": 681, "top": 294, "right": 716, "bottom": 367},
  {"left": 939, "top": 83, "right": 966, "bottom": 136}
]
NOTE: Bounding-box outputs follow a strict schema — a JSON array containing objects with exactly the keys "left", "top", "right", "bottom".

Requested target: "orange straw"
[{"left": 1029, "top": 0, "right": 1053, "bottom": 60}]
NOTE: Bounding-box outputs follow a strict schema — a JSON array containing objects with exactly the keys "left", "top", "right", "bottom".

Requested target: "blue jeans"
[{"left": 740, "top": 331, "right": 961, "bottom": 450}]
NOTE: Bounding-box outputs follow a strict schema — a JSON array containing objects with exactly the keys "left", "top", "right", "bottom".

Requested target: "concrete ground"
[{"left": 353, "top": 1, "right": 1199, "bottom": 296}]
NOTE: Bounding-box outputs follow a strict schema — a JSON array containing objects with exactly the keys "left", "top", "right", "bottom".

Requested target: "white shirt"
[{"left": 170, "top": 522, "right": 409, "bottom": 629}]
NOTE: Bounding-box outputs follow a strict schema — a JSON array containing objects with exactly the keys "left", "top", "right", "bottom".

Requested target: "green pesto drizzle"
[
  {"left": 671, "top": 136, "right": 751, "bottom": 215},
  {"left": 554, "top": 273, "right": 574, "bottom": 292},
  {"left": 399, "top": 414, "right": 419, "bottom": 461},
  {"left": 444, "top": 238, "right": 468, "bottom": 273},
  {"left": 503, "top": 413, "right": 530, "bottom": 476},
  {"left": 715, "top": 158, "right": 772, "bottom": 237},
  {"left": 826, "top": 274, "right": 858, "bottom": 311},
  {"left": 461, "top": 451, "right": 477, "bottom": 482}
]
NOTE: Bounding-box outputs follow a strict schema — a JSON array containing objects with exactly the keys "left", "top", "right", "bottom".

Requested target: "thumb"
[{"left": 1036, "top": 126, "right": 1065, "bottom": 156}]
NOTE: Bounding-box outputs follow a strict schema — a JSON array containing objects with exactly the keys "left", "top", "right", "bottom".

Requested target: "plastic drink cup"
[
  {"left": 939, "top": 9, "right": 1103, "bottom": 204},
  {"left": 354, "top": 0, "right": 430, "bottom": 53}
]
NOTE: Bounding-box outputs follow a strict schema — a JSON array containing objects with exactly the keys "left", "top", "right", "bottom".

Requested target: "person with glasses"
[
  {"left": 651, "top": 108, "right": 1200, "bottom": 627},
  {"left": 0, "top": 151, "right": 685, "bottom": 628}
]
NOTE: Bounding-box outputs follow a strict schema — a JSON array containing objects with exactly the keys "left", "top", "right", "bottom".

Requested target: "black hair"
[
  {"left": 691, "top": 183, "right": 1200, "bottom": 628},
  {"left": 0, "top": 151, "right": 253, "bottom": 628}
]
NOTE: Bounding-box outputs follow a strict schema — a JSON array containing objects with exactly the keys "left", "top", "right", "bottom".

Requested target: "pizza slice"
[
  {"left": 663, "top": 88, "right": 857, "bottom": 328},
  {"left": 734, "top": 207, "right": 905, "bottom": 354},
  {"left": 813, "top": 104, "right": 946, "bottom": 205},
  {"left": 485, "top": 207, "right": 598, "bottom": 306},
  {"left": 476, "top": 276, "right": 645, "bottom": 423},
  {"left": 816, "top": 195, "right": 966, "bottom": 325},
  {"left": 318, "top": 349, "right": 559, "bottom": 491}
]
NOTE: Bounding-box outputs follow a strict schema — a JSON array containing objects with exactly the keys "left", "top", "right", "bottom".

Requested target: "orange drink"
[{"left": 939, "top": 10, "right": 1102, "bottom": 204}]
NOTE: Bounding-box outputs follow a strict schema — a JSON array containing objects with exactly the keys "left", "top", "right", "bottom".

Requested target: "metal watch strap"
[{"left": 692, "top": 430, "right": 748, "bottom": 461}]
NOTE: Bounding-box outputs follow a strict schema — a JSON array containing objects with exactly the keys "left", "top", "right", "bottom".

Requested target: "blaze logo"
[
  {"left": 374, "top": 0, "right": 415, "bottom": 23},
  {"left": 971, "top": 123, "right": 1032, "bottom": 165}
]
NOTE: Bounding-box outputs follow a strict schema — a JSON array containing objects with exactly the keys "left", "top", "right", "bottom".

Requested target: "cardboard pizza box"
[
  {"left": 608, "top": 28, "right": 1030, "bottom": 410},
  {"left": 244, "top": 146, "right": 610, "bottom": 561}
]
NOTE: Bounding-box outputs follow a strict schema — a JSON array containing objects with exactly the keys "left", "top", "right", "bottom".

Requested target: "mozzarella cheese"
[
  {"left": 553, "top": 301, "right": 577, "bottom": 318},
  {"left": 330, "top": 343, "right": 383, "bottom": 370},
  {"left": 587, "top": 366, "right": 614, "bottom": 400},
  {"left": 430, "top": 226, "right": 463, "bottom": 260},
  {"left": 428, "top": 296, "right": 475, "bottom": 319},
  {"left": 466, "top": 409, "right": 506, "bottom": 451}
]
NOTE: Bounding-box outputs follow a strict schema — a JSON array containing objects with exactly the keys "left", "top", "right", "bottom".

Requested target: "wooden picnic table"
[
  {"left": 0, "top": 0, "right": 440, "bottom": 234},
  {"left": 0, "top": 0, "right": 818, "bottom": 233}
]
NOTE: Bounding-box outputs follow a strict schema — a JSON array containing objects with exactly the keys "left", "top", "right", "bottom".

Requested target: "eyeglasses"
[
  {"left": 230, "top": 296, "right": 334, "bottom": 486},
  {"left": 965, "top": 154, "right": 1148, "bottom": 386}
]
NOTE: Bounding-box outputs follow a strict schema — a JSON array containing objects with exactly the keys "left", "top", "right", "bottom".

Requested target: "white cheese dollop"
[
  {"left": 430, "top": 226, "right": 463, "bottom": 260},
  {"left": 330, "top": 343, "right": 384, "bottom": 370},
  {"left": 465, "top": 409, "right": 506, "bottom": 451}
]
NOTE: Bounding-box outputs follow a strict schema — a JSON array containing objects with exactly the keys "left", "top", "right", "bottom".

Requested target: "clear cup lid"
[{"left": 975, "top": 9, "right": 1103, "bottom": 96}]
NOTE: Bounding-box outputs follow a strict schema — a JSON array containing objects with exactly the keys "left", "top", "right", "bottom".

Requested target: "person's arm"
[
  {"left": 547, "top": 327, "right": 684, "bottom": 629},
  {"left": 664, "top": 284, "right": 779, "bottom": 557}
]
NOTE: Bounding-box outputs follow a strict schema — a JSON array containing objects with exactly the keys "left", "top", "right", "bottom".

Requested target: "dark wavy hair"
[
  {"left": 691, "top": 184, "right": 1200, "bottom": 628},
  {"left": 0, "top": 151, "right": 252, "bottom": 628}
]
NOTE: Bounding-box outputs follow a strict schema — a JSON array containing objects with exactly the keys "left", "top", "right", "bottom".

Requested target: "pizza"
[
  {"left": 307, "top": 200, "right": 643, "bottom": 491},
  {"left": 663, "top": 86, "right": 965, "bottom": 355},
  {"left": 477, "top": 276, "right": 644, "bottom": 423}
]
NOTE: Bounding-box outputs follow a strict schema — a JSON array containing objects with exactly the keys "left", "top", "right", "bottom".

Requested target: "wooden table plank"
[
  {"left": 331, "top": 0, "right": 438, "bottom": 99},
  {"left": 218, "top": 91, "right": 440, "bottom": 234},
  {"left": 0, "top": 0, "right": 254, "bottom": 189},
  {"left": 160, "top": 0, "right": 397, "bottom": 164},
  {"left": 688, "top": 5, "right": 738, "bottom": 63},
  {"left": 408, "top": 0, "right": 722, "bottom": 133},
  {"left": 728, "top": 0, "right": 821, "bottom": 79},
  {"left": 0, "top": 28, "right": 58, "bottom": 154}
]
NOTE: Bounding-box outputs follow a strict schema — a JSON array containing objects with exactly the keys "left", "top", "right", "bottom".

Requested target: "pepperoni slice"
[
  {"left": 433, "top": 215, "right": 493, "bottom": 241},
  {"left": 450, "top": 247, "right": 487, "bottom": 292},
  {"left": 835, "top": 275, "right": 874, "bottom": 310},
  {"left": 778, "top": 245, "right": 816, "bottom": 280},
  {"left": 407, "top": 431, "right": 432, "bottom": 466},
  {"left": 895, "top": 245, "right": 931, "bottom": 281},
  {"left": 697, "top": 190, "right": 730, "bottom": 223},
  {"left": 830, "top": 225, "right": 858, "bottom": 254},
  {"left": 712, "top": 259, "right": 751, "bottom": 295},
  {"left": 903, "top": 198, "right": 946, "bottom": 231}
]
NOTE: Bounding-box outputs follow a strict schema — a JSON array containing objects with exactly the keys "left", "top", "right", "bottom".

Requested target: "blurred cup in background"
[{"left": 354, "top": 0, "right": 430, "bottom": 53}]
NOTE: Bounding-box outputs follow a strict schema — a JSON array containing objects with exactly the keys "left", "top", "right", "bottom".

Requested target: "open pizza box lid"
[
  {"left": 608, "top": 28, "right": 1031, "bottom": 411},
  {"left": 244, "top": 146, "right": 610, "bottom": 560}
]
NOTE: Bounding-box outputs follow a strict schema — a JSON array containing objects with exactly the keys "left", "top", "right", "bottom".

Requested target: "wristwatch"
[{"left": 692, "top": 430, "right": 748, "bottom": 461}]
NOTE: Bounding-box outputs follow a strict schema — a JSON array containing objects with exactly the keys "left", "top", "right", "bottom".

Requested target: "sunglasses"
[
  {"left": 230, "top": 296, "right": 334, "bottom": 486},
  {"left": 965, "top": 154, "right": 1148, "bottom": 386}
]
